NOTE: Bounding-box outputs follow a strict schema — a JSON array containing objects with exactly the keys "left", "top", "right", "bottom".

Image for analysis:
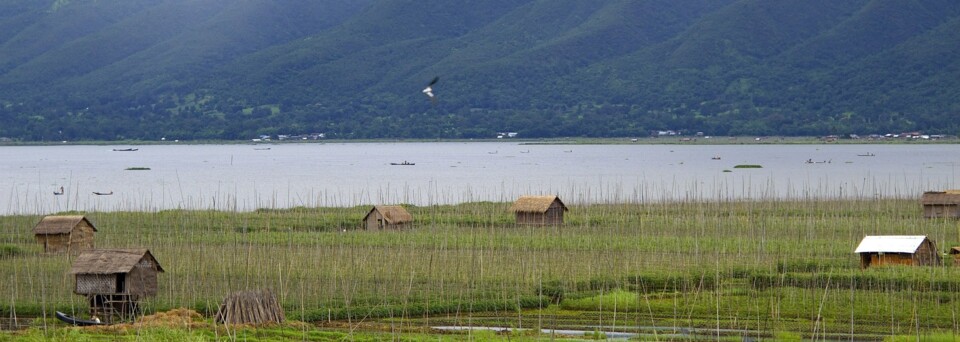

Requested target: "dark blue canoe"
[{"left": 55, "top": 311, "right": 105, "bottom": 326}]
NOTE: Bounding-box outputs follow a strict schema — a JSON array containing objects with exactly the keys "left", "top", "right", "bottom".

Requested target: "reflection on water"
[{"left": 1, "top": 142, "right": 957, "bottom": 214}]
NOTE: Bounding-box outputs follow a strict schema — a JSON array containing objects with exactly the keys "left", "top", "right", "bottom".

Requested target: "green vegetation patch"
[{"left": 0, "top": 243, "right": 25, "bottom": 259}]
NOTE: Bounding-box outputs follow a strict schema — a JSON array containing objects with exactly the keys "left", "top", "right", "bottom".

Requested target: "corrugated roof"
[
  {"left": 921, "top": 191, "right": 960, "bottom": 205},
  {"left": 32, "top": 215, "right": 96, "bottom": 235},
  {"left": 509, "top": 195, "right": 567, "bottom": 213},
  {"left": 69, "top": 249, "right": 164, "bottom": 274},
  {"left": 364, "top": 205, "right": 413, "bottom": 224},
  {"left": 854, "top": 236, "right": 928, "bottom": 254}
]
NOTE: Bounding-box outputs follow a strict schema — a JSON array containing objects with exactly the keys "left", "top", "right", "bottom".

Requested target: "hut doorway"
[{"left": 116, "top": 275, "right": 125, "bottom": 293}]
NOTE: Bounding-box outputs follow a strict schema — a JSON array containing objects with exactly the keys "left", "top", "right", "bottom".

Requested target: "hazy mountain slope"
[
  {"left": 832, "top": 16, "right": 960, "bottom": 123},
  {"left": 662, "top": 0, "right": 867, "bottom": 68},
  {"left": 205, "top": 0, "right": 531, "bottom": 108},
  {"left": 71, "top": 0, "right": 372, "bottom": 96},
  {"left": 0, "top": 0, "right": 958, "bottom": 140},
  {"left": 0, "top": 0, "right": 162, "bottom": 77},
  {"left": 443, "top": 0, "right": 734, "bottom": 109},
  {"left": 0, "top": 1, "right": 48, "bottom": 46},
  {"left": 1, "top": 1, "right": 233, "bottom": 87},
  {"left": 785, "top": 0, "right": 960, "bottom": 67}
]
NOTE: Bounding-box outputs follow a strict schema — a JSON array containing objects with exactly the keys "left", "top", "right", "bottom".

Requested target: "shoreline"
[{"left": 1, "top": 136, "right": 958, "bottom": 146}]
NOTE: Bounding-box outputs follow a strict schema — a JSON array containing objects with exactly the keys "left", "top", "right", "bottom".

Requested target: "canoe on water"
[{"left": 55, "top": 311, "right": 105, "bottom": 326}]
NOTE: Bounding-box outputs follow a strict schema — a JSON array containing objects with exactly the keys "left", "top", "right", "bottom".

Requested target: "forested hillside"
[{"left": 1, "top": 0, "right": 958, "bottom": 141}]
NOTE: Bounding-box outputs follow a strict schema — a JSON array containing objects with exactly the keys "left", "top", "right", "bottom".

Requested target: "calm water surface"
[{"left": 1, "top": 142, "right": 957, "bottom": 214}]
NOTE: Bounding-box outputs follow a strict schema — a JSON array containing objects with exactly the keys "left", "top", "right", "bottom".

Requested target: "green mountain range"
[{"left": 1, "top": 0, "right": 958, "bottom": 141}]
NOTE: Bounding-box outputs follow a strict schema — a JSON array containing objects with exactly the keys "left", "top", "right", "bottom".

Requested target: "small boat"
[
  {"left": 520, "top": 150, "right": 530, "bottom": 153},
  {"left": 54, "top": 186, "right": 64, "bottom": 195},
  {"left": 390, "top": 161, "right": 415, "bottom": 166},
  {"left": 253, "top": 147, "right": 271, "bottom": 150},
  {"left": 92, "top": 191, "right": 114, "bottom": 196},
  {"left": 55, "top": 311, "right": 105, "bottom": 326},
  {"left": 857, "top": 153, "right": 875, "bottom": 157},
  {"left": 711, "top": 156, "right": 721, "bottom": 160},
  {"left": 112, "top": 148, "right": 138, "bottom": 152}
]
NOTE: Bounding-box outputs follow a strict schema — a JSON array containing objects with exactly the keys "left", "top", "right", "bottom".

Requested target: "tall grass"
[{"left": 1, "top": 196, "right": 958, "bottom": 338}]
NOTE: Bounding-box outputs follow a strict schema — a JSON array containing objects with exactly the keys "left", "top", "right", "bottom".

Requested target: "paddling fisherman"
[{"left": 91, "top": 315, "right": 100, "bottom": 323}]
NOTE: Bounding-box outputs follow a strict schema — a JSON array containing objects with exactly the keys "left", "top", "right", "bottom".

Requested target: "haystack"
[{"left": 215, "top": 289, "right": 285, "bottom": 324}]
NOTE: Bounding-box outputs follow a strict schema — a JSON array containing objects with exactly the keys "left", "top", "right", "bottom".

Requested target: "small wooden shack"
[
  {"left": 32, "top": 215, "right": 97, "bottom": 254},
  {"left": 509, "top": 195, "right": 568, "bottom": 225},
  {"left": 362, "top": 205, "right": 413, "bottom": 230},
  {"left": 69, "top": 249, "right": 164, "bottom": 322},
  {"left": 854, "top": 235, "right": 940, "bottom": 269},
  {"left": 921, "top": 191, "right": 960, "bottom": 218}
]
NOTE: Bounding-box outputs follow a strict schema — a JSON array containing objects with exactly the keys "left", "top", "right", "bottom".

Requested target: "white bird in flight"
[{"left": 422, "top": 76, "right": 439, "bottom": 104}]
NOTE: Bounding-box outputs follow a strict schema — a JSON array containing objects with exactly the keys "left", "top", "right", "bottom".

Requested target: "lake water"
[{"left": 1, "top": 142, "right": 957, "bottom": 215}]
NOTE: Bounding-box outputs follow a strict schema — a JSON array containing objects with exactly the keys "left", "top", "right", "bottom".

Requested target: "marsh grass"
[
  {"left": 884, "top": 332, "right": 960, "bottom": 342},
  {"left": 1, "top": 197, "right": 958, "bottom": 338}
]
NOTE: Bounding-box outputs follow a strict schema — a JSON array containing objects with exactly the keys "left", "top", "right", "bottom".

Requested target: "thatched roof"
[
  {"left": 921, "top": 191, "right": 960, "bottom": 205},
  {"left": 509, "top": 195, "right": 568, "bottom": 213},
  {"left": 950, "top": 247, "right": 960, "bottom": 255},
  {"left": 69, "top": 249, "right": 164, "bottom": 274},
  {"left": 32, "top": 215, "right": 96, "bottom": 235},
  {"left": 854, "top": 236, "right": 930, "bottom": 254},
  {"left": 363, "top": 205, "right": 413, "bottom": 224}
]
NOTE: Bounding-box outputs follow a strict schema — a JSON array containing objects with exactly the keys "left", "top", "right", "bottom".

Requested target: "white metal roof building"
[
  {"left": 854, "top": 235, "right": 928, "bottom": 254},
  {"left": 854, "top": 235, "right": 940, "bottom": 268}
]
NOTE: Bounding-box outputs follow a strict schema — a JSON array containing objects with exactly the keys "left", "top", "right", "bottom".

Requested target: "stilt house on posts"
[
  {"left": 32, "top": 215, "right": 97, "bottom": 254},
  {"left": 854, "top": 235, "right": 940, "bottom": 269},
  {"left": 362, "top": 205, "right": 413, "bottom": 230},
  {"left": 509, "top": 195, "right": 568, "bottom": 226},
  {"left": 921, "top": 191, "right": 960, "bottom": 218},
  {"left": 68, "top": 249, "right": 164, "bottom": 323}
]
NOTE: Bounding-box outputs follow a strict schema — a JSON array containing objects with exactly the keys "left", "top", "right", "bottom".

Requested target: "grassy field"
[{"left": 1, "top": 198, "right": 959, "bottom": 340}]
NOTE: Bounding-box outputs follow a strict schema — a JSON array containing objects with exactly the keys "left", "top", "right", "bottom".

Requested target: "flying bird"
[{"left": 422, "top": 76, "right": 439, "bottom": 103}]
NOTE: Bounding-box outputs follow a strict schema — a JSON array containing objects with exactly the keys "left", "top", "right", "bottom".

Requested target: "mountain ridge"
[{"left": 0, "top": 0, "right": 957, "bottom": 140}]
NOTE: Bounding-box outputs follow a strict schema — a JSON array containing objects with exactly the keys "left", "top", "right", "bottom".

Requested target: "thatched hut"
[
  {"left": 950, "top": 247, "right": 960, "bottom": 266},
  {"left": 509, "top": 195, "right": 568, "bottom": 225},
  {"left": 362, "top": 205, "right": 413, "bottom": 230},
  {"left": 69, "top": 249, "right": 164, "bottom": 322},
  {"left": 854, "top": 235, "right": 940, "bottom": 269},
  {"left": 215, "top": 289, "right": 285, "bottom": 325},
  {"left": 921, "top": 191, "right": 960, "bottom": 218},
  {"left": 32, "top": 215, "right": 97, "bottom": 254}
]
